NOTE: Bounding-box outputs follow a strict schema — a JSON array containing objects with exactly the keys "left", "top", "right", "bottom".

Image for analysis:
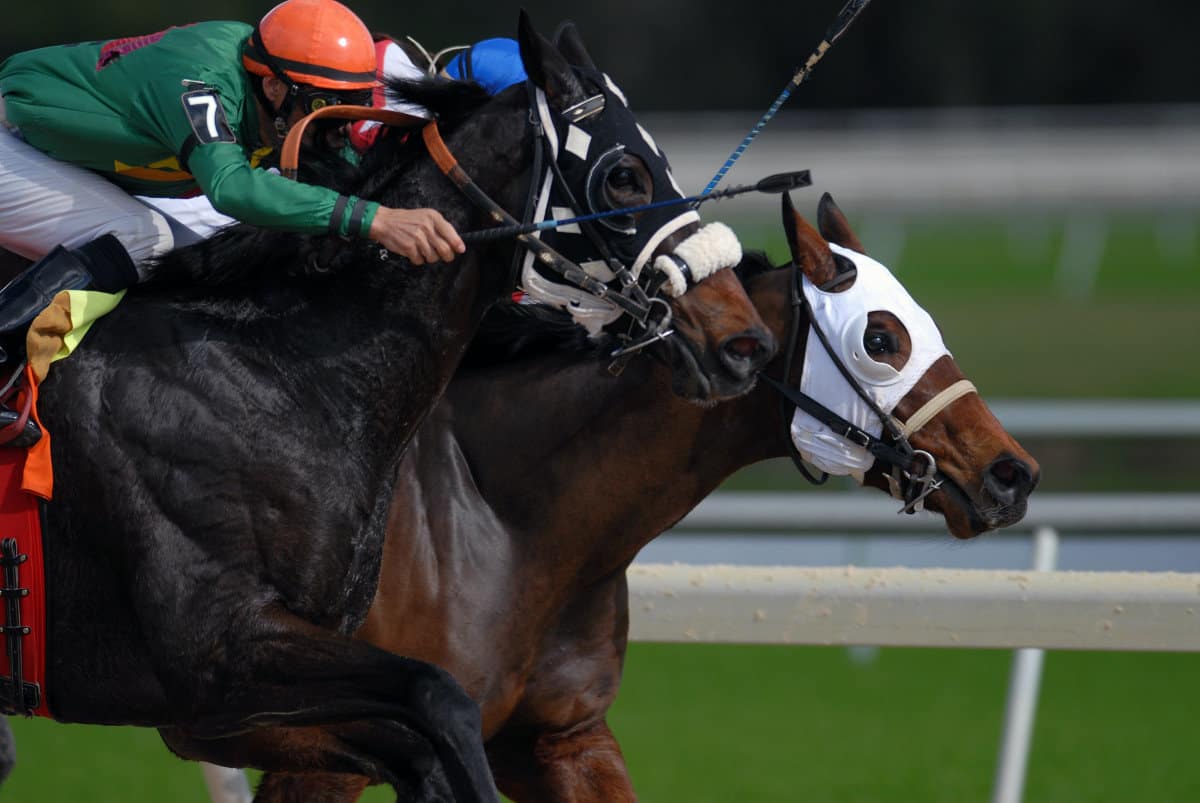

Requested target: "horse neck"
[
  {"left": 321, "top": 99, "right": 536, "bottom": 446},
  {"left": 444, "top": 352, "right": 784, "bottom": 580}
]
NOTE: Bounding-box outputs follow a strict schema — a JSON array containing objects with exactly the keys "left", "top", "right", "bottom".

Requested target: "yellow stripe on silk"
[
  {"left": 56, "top": 290, "right": 127, "bottom": 362},
  {"left": 113, "top": 156, "right": 193, "bottom": 182}
]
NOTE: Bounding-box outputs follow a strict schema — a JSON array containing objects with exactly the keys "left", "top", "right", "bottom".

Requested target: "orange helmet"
[{"left": 243, "top": 0, "right": 377, "bottom": 91}]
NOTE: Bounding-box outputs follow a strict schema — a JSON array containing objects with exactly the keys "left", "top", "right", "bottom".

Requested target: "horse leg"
[
  {"left": 253, "top": 771, "right": 371, "bottom": 803},
  {"left": 162, "top": 725, "right": 426, "bottom": 802},
  {"left": 0, "top": 716, "right": 14, "bottom": 785},
  {"left": 156, "top": 602, "right": 497, "bottom": 802},
  {"left": 487, "top": 719, "right": 636, "bottom": 803}
]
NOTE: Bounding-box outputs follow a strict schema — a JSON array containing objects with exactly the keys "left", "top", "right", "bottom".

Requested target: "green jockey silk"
[{"left": 0, "top": 21, "right": 376, "bottom": 238}]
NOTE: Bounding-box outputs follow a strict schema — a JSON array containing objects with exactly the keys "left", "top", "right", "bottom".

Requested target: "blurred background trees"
[{"left": 3, "top": 0, "right": 1197, "bottom": 110}]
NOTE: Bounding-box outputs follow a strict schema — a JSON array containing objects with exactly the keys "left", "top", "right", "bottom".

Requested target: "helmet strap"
[{"left": 248, "top": 27, "right": 302, "bottom": 142}]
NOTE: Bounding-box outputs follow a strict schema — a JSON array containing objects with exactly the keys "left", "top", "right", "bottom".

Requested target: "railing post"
[{"left": 990, "top": 525, "right": 1059, "bottom": 803}]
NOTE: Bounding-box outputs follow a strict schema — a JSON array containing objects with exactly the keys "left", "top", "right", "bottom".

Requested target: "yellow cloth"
[
  {"left": 22, "top": 289, "right": 125, "bottom": 499},
  {"left": 26, "top": 289, "right": 125, "bottom": 382}
]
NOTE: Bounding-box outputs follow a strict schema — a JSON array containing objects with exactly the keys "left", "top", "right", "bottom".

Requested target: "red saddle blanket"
[{"left": 0, "top": 365, "right": 52, "bottom": 717}]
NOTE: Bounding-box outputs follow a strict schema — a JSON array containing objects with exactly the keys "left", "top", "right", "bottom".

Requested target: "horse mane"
[
  {"left": 140, "top": 76, "right": 492, "bottom": 292},
  {"left": 461, "top": 251, "right": 781, "bottom": 369},
  {"left": 459, "top": 301, "right": 611, "bottom": 369},
  {"left": 735, "top": 250, "right": 780, "bottom": 283}
]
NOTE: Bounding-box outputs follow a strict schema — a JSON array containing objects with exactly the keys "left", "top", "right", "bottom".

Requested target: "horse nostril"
[
  {"left": 720, "top": 331, "right": 776, "bottom": 377},
  {"left": 725, "top": 336, "right": 761, "bottom": 360},
  {"left": 985, "top": 457, "right": 1035, "bottom": 505}
]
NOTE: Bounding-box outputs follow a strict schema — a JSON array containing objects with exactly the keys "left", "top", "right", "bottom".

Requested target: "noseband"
[{"left": 760, "top": 259, "right": 977, "bottom": 514}]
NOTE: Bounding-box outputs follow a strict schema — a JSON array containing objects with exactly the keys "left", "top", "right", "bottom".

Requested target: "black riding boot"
[{"left": 0, "top": 234, "right": 138, "bottom": 446}]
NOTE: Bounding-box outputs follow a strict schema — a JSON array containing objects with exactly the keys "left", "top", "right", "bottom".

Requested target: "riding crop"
[
  {"left": 459, "top": 170, "right": 811, "bottom": 243},
  {"left": 698, "top": 0, "right": 875, "bottom": 198}
]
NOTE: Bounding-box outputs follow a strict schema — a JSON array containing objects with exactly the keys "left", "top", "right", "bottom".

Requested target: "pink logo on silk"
[{"left": 96, "top": 24, "right": 195, "bottom": 71}]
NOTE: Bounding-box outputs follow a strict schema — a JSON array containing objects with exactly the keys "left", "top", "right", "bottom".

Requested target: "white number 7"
[{"left": 186, "top": 94, "right": 220, "bottom": 139}]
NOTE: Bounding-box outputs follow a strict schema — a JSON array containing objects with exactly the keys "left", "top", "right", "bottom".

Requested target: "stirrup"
[
  {"left": 0, "top": 408, "right": 40, "bottom": 449},
  {"left": 0, "top": 364, "right": 41, "bottom": 449}
]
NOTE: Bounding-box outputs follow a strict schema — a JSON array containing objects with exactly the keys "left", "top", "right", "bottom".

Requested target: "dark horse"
[
  {"left": 1, "top": 15, "right": 775, "bottom": 801},
  {"left": 200, "top": 193, "right": 1040, "bottom": 801}
]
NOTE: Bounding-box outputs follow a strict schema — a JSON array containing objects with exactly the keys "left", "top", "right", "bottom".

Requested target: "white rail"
[
  {"left": 626, "top": 561, "right": 1200, "bottom": 652},
  {"left": 987, "top": 399, "right": 1200, "bottom": 437}
]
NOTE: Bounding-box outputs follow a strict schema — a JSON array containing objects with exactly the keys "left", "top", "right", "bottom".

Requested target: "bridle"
[
  {"left": 420, "top": 119, "right": 659, "bottom": 325},
  {"left": 280, "top": 79, "right": 702, "bottom": 357},
  {"left": 759, "top": 257, "right": 977, "bottom": 514}
]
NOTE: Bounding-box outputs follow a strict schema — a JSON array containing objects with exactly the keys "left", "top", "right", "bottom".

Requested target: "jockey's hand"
[{"left": 369, "top": 207, "right": 466, "bottom": 265}]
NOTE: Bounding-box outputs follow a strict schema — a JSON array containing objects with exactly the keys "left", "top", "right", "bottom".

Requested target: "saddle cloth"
[{"left": 0, "top": 288, "right": 122, "bottom": 717}]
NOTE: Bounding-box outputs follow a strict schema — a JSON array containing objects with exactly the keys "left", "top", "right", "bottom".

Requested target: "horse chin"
[
  {"left": 662, "top": 338, "right": 713, "bottom": 403},
  {"left": 923, "top": 473, "right": 1029, "bottom": 539},
  {"left": 659, "top": 338, "right": 755, "bottom": 404}
]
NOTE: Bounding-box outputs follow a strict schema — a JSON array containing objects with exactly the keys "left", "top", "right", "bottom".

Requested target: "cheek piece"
[{"left": 790, "top": 243, "right": 950, "bottom": 477}]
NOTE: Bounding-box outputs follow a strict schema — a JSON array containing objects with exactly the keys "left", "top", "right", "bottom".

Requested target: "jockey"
[
  {"left": 141, "top": 35, "right": 530, "bottom": 243},
  {"left": 0, "top": 0, "right": 464, "bottom": 363}
]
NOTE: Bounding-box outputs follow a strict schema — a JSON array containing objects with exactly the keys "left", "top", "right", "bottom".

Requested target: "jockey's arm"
[
  {"left": 186, "top": 140, "right": 463, "bottom": 264},
  {"left": 186, "top": 139, "right": 376, "bottom": 238}
]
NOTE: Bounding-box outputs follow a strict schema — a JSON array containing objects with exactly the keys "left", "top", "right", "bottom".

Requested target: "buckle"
[
  {"left": 844, "top": 428, "right": 872, "bottom": 449},
  {"left": 561, "top": 94, "right": 605, "bottom": 123}
]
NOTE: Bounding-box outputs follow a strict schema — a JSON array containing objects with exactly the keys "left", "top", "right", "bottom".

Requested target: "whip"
[
  {"left": 698, "top": 0, "right": 875, "bottom": 198},
  {"left": 460, "top": 170, "right": 811, "bottom": 243}
]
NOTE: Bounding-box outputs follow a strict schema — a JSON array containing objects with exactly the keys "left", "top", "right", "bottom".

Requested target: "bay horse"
[
  {"left": 199, "top": 192, "right": 1039, "bottom": 801},
  {"left": 1, "top": 14, "right": 774, "bottom": 802}
]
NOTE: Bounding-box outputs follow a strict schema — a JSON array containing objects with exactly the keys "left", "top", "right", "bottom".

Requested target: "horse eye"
[
  {"left": 607, "top": 167, "right": 640, "bottom": 193},
  {"left": 863, "top": 331, "right": 898, "bottom": 355}
]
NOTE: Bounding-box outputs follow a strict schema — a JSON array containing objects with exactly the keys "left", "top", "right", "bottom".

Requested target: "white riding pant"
[{"left": 0, "top": 91, "right": 176, "bottom": 275}]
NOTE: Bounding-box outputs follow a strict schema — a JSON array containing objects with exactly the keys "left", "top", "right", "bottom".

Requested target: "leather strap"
[
  {"left": 421, "top": 119, "right": 461, "bottom": 176},
  {"left": 899, "top": 379, "right": 977, "bottom": 439},
  {"left": 280, "top": 105, "right": 426, "bottom": 179}
]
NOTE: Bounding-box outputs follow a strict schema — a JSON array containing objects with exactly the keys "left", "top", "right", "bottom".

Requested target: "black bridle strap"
[
  {"left": 420, "top": 121, "right": 653, "bottom": 321},
  {"left": 758, "top": 373, "right": 924, "bottom": 475},
  {"left": 507, "top": 83, "right": 547, "bottom": 293},
  {"left": 776, "top": 260, "right": 828, "bottom": 484}
]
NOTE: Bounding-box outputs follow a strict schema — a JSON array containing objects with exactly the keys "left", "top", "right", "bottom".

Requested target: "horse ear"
[
  {"left": 517, "top": 10, "right": 585, "bottom": 107},
  {"left": 782, "top": 192, "right": 840, "bottom": 288},
  {"left": 816, "top": 192, "right": 867, "bottom": 254},
  {"left": 553, "top": 21, "right": 598, "bottom": 71}
]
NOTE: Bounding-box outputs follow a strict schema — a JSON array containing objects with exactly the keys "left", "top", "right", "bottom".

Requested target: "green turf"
[
  {"left": 730, "top": 211, "right": 1200, "bottom": 398},
  {"left": 610, "top": 645, "right": 1200, "bottom": 803},
  {"left": 5, "top": 646, "right": 1199, "bottom": 802}
]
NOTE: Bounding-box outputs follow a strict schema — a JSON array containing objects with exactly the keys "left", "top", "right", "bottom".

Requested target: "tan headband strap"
[{"left": 899, "top": 379, "right": 977, "bottom": 439}]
